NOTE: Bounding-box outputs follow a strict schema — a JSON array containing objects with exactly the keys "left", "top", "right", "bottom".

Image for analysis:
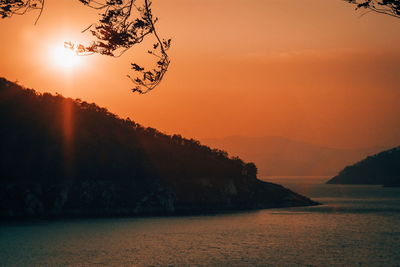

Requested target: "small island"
[
  {"left": 327, "top": 147, "right": 400, "bottom": 187},
  {"left": 0, "top": 78, "right": 317, "bottom": 219}
]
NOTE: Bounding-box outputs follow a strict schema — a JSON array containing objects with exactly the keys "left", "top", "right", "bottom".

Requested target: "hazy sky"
[{"left": 1, "top": 0, "right": 399, "bottom": 149}]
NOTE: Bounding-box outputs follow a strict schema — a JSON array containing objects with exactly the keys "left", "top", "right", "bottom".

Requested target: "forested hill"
[
  {"left": 327, "top": 147, "right": 400, "bottom": 187},
  {"left": 0, "top": 78, "right": 316, "bottom": 218}
]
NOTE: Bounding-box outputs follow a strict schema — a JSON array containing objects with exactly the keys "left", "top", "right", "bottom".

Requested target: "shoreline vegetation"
[{"left": 0, "top": 78, "right": 318, "bottom": 219}]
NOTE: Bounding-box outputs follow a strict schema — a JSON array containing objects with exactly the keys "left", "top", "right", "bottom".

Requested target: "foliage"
[
  {"left": 345, "top": 0, "right": 400, "bottom": 18},
  {"left": 0, "top": 0, "right": 171, "bottom": 94}
]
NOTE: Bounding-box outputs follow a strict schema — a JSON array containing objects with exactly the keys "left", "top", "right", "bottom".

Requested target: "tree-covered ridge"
[
  {"left": 327, "top": 147, "right": 400, "bottom": 186},
  {"left": 0, "top": 77, "right": 256, "bottom": 179},
  {"left": 0, "top": 78, "right": 316, "bottom": 218}
]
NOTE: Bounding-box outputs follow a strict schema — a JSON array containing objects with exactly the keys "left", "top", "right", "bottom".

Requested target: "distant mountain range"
[
  {"left": 201, "top": 136, "right": 387, "bottom": 176},
  {"left": 327, "top": 147, "right": 400, "bottom": 187}
]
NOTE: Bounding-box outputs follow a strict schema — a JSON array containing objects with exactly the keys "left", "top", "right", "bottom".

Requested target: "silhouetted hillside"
[
  {"left": 327, "top": 147, "right": 400, "bottom": 187},
  {"left": 202, "top": 136, "right": 386, "bottom": 176},
  {"left": 0, "top": 78, "right": 317, "bottom": 219}
]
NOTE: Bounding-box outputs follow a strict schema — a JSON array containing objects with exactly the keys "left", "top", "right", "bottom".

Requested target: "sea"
[{"left": 1, "top": 177, "right": 399, "bottom": 267}]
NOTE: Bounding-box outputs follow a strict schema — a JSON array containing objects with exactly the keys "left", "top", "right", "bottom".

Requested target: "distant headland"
[{"left": 327, "top": 147, "right": 400, "bottom": 187}]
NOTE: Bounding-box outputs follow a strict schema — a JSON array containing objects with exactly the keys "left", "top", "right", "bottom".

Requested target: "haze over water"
[{"left": 1, "top": 177, "right": 399, "bottom": 266}]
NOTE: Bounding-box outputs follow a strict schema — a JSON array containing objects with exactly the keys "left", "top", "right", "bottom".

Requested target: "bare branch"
[
  {"left": 345, "top": 0, "right": 400, "bottom": 19},
  {"left": 33, "top": 0, "right": 44, "bottom": 25},
  {"left": 1, "top": 0, "right": 45, "bottom": 22},
  {"left": 74, "top": 0, "right": 172, "bottom": 93}
]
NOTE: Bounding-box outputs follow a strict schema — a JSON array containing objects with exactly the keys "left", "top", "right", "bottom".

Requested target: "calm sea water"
[{"left": 1, "top": 177, "right": 400, "bottom": 267}]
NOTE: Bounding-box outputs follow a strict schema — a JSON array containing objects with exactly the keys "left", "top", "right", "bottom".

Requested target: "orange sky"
[{"left": 1, "top": 0, "right": 399, "bottom": 149}]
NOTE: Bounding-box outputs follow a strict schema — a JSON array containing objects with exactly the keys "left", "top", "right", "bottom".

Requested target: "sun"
[{"left": 51, "top": 45, "right": 81, "bottom": 69}]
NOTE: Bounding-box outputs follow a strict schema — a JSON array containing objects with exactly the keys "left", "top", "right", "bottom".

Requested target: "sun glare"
[{"left": 51, "top": 45, "right": 80, "bottom": 69}]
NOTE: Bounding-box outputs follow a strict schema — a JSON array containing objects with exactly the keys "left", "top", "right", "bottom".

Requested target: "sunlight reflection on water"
[{"left": 1, "top": 178, "right": 399, "bottom": 266}]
